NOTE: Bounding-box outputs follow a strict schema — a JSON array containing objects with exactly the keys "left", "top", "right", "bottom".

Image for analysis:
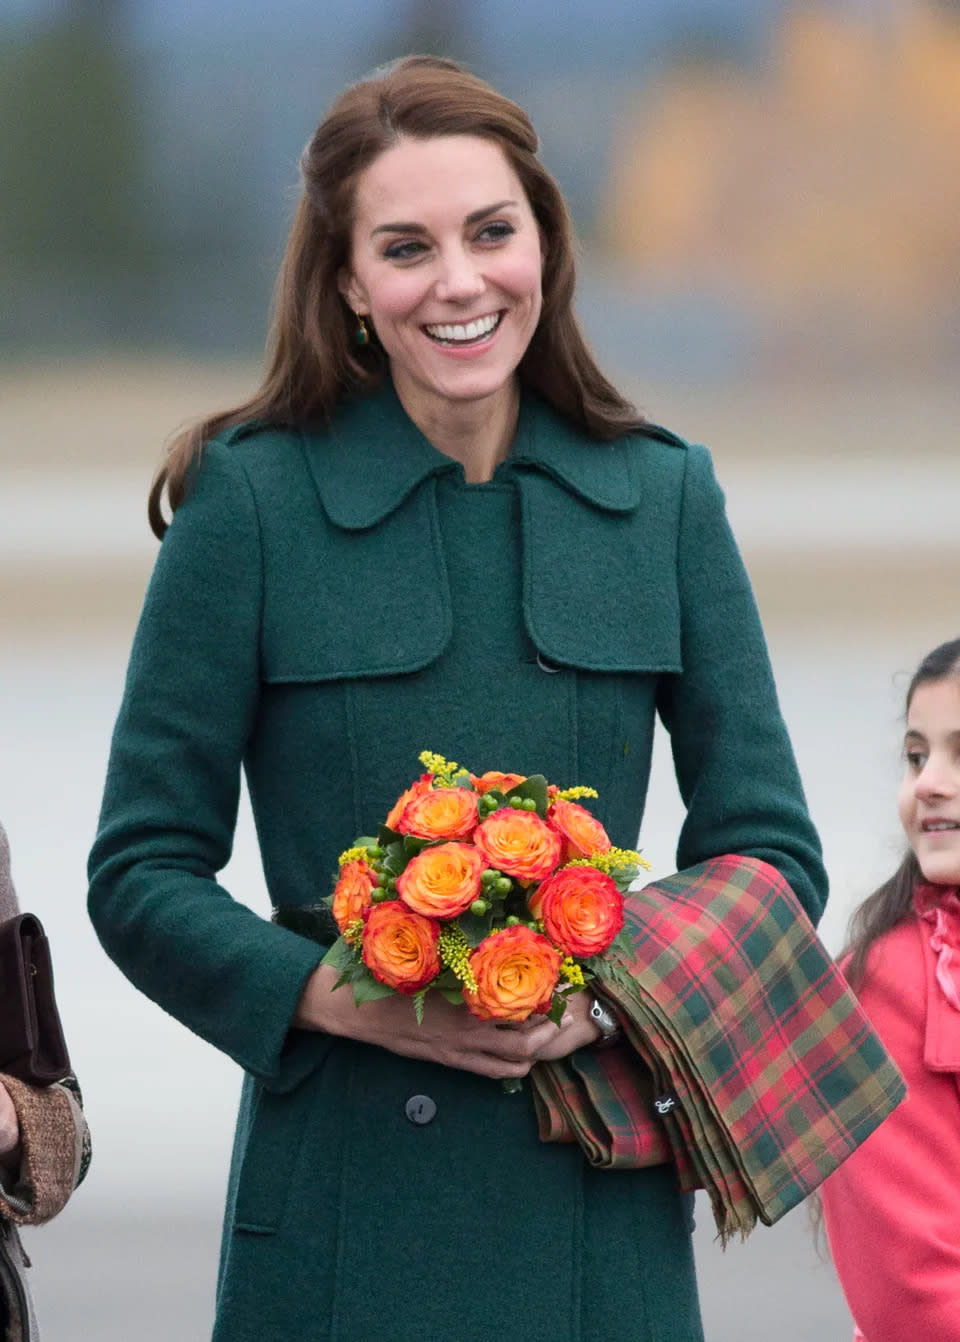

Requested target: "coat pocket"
[{"left": 232, "top": 1056, "right": 328, "bottom": 1235}]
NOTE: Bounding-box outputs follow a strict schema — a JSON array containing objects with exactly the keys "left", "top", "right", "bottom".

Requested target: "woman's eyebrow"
[{"left": 371, "top": 200, "right": 518, "bottom": 238}]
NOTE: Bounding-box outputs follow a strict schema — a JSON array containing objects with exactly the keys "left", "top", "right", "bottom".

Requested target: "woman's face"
[
  {"left": 339, "top": 134, "right": 543, "bottom": 421},
  {"left": 898, "top": 676, "right": 960, "bottom": 886}
]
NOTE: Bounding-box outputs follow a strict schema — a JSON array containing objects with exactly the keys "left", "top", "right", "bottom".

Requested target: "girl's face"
[
  {"left": 898, "top": 676, "right": 960, "bottom": 886},
  {"left": 339, "top": 134, "right": 543, "bottom": 423}
]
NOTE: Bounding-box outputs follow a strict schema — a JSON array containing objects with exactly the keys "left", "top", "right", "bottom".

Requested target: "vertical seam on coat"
[
  {"left": 568, "top": 670, "right": 579, "bottom": 786},
  {"left": 344, "top": 683, "right": 362, "bottom": 839},
  {"left": 571, "top": 1154, "right": 584, "bottom": 1342},
  {"left": 425, "top": 476, "right": 454, "bottom": 656},
  {"left": 230, "top": 451, "right": 267, "bottom": 686},
  {"left": 326, "top": 1054, "right": 357, "bottom": 1342}
]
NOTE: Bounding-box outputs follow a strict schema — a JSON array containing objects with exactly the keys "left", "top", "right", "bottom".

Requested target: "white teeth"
[
  {"left": 425, "top": 313, "right": 500, "bottom": 343},
  {"left": 924, "top": 822, "right": 959, "bottom": 831}
]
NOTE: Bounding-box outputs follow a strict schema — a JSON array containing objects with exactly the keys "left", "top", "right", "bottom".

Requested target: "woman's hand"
[
  {"left": 295, "top": 965, "right": 602, "bottom": 1079},
  {"left": 0, "top": 1081, "right": 21, "bottom": 1165}
]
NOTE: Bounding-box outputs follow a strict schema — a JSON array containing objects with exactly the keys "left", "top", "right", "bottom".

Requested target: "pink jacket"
[{"left": 821, "top": 915, "right": 960, "bottom": 1341}]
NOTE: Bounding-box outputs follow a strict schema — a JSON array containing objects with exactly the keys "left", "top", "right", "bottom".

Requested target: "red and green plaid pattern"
[{"left": 531, "top": 854, "right": 906, "bottom": 1241}]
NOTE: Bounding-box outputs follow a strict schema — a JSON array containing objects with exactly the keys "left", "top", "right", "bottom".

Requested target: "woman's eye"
[
  {"left": 476, "top": 221, "right": 515, "bottom": 244},
  {"left": 383, "top": 240, "right": 427, "bottom": 261},
  {"left": 905, "top": 750, "right": 927, "bottom": 771}
]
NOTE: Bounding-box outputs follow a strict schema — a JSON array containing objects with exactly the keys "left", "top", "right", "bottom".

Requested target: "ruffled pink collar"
[{"left": 914, "top": 884, "right": 960, "bottom": 1011}]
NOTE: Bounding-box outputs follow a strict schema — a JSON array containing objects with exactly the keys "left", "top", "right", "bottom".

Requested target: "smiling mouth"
[
  {"left": 922, "top": 821, "right": 960, "bottom": 832},
  {"left": 423, "top": 312, "right": 502, "bottom": 346}
]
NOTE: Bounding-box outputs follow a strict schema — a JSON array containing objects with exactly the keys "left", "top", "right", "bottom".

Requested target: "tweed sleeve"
[
  {"left": 0, "top": 1076, "right": 87, "bottom": 1224},
  {"left": 87, "top": 443, "right": 325, "bottom": 1083},
  {"left": 656, "top": 443, "right": 827, "bottom": 923}
]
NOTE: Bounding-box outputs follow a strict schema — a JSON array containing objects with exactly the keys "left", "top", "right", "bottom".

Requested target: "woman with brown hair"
[{"left": 89, "top": 56, "right": 826, "bottom": 1341}]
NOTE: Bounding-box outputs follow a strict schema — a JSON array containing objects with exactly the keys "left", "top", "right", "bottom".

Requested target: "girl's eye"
[
  {"left": 905, "top": 750, "right": 928, "bottom": 771},
  {"left": 383, "top": 240, "right": 427, "bottom": 262},
  {"left": 476, "top": 221, "right": 515, "bottom": 244}
]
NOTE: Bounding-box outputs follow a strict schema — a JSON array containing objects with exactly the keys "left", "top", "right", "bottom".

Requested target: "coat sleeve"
[
  {"left": 87, "top": 443, "right": 326, "bottom": 1084},
  {"left": 821, "top": 928, "right": 960, "bottom": 1341},
  {"left": 0, "top": 1075, "right": 89, "bottom": 1225},
  {"left": 656, "top": 443, "right": 827, "bottom": 923}
]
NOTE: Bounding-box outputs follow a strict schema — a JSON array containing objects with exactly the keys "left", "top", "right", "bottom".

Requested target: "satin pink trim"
[{"left": 914, "top": 884, "right": 960, "bottom": 1012}]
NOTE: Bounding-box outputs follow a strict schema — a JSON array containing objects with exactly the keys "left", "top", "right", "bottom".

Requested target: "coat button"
[
  {"left": 536, "top": 652, "right": 562, "bottom": 674},
  {"left": 405, "top": 1094, "right": 437, "bottom": 1125}
]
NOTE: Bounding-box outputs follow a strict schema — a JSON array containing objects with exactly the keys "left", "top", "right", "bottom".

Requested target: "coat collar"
[{"left": 301, "top": 379, "right": 647, "bottom": 530}]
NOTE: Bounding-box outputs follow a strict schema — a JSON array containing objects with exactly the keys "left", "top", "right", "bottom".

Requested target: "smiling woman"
[{"left": 89, "top": 54, "right": 827, "bottom": 1342}]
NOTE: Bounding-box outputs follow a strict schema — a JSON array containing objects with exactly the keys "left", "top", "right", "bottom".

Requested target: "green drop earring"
[{"left": 354, "top": 312, "right": 370, "bottom": 347}]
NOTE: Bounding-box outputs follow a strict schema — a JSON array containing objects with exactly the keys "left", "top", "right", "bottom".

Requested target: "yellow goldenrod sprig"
[
  {"left": 559, "top": 957, "right": 585, "bottom": 988},
  {"left": 418, "top": 750, "right": 463, "bottom": 788},
  {"left": 551, "top": 785, "right": 599, "bottom": 802},
  {"left": 565, "top": 847, "right": 652, "bottom": 875},
  {"left": 438, "top": 923, "right": 478, "bottom": 994},
  {"left": 338, "top": 845, "right": 369, "bottom": 867},
  {"left": 342, "top": 918, "right": 365, "bottom": 947}
]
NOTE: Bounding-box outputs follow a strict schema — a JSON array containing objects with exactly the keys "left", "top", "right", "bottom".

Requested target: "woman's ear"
[{"left": 338, "top": 267, "right": 366, "bottom": 315}]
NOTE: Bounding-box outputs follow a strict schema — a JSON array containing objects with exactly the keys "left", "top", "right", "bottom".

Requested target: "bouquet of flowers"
[{"left": 322, "top": 751, "right": 648, "bottom": 1030}]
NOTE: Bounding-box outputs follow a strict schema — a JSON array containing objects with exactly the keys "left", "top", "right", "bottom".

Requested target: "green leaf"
[
  {"left": 351, "top": 975, "right": 398, "bottom": 1006},
  {"left": 381, "top": 841, "right": 407, "bottom": 876},
  {"left": 438, "top": 986, "right": 466, "bottom": 1006},
  {"left": 402, "top": 833, "right": 443, "bottom": 857},
  {"left": 504, "top": 774, "right": 549, "bottom": 818},
  {"left": 610, "top": 863, "right": 639, "bottom": 891},
  {"left": 433, "top": 968, "right": 462, "bottom": 991},
  {"left": 456, "top": 910, "right": 492, "bottom": 947},
  {"left": 611, "top": 929, "right": 635, "bottom": 959},
  {"left": 353, "top": 835, "right": 378, "bottom": 852},
  {"left": 547, "top": 993, "right": 568, "bottom": 1027},
  {"left": 451, "top": 770, "right": 475, "bottom": 790},
  {"left": 378, "top": 824, "right": 402, "bottom": 846},
  {"left": 413, "top": 989, "right": 427, "bottom": 1025},
  {"left": 321, "top": 936, "right": 359, "bottom": 973}
]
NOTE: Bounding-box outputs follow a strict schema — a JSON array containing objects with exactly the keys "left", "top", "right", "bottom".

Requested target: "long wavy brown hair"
[
  {"left": 843, "top": 636, "right": 960, "bottom": 989},
  {"left": 148, "top": 55, "right": 643, "bottom": 538}
]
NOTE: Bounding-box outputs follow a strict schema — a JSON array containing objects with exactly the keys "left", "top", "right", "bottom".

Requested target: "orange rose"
[
  {"left": 548, "top": 798, "right": 612, "bottom": 862},
  {"left": 396, "top": 842, "right": 484, "bottom": 919},
  {"left": 471, "top": 771, "right": 527, "bottom": 795},
  {"left": 397, "top": 787, "right": 478, "bottom": 841},
  {"left": 473, "top": 808, "right": 562, "bottom": 882},
  {"left": 385, "top": 774, "right": 433, "bottom": 831},
  {"left": 361, "top": 902, "right": 440, "bottom": 994},
  {"left": 331, "top": 859, "right": 376, "bottom": 933},
  {"left": 463, "top": 925, "right": 562, "bottom": 1021},
  {"left": 530, "top": 866, "right": 624, "bottom": 957}
]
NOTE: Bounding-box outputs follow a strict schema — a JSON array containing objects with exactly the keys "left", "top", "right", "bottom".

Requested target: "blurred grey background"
[{"left": 2, "top": 0, "right": 959, "bottom": 1337}]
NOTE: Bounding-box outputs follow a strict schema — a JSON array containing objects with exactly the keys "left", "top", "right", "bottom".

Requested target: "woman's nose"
[{"left": 434, "top": 247, "right": 485, "bottom": 302}]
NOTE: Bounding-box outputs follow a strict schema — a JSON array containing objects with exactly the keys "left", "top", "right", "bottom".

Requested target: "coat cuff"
[{"left": 0, "top": 1075, "right": 86, "bottom": 1224}]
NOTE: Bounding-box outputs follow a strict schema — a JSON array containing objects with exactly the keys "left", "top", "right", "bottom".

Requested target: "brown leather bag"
[{"left": 0, "top": 913, "right": 70, "bottom": 1084}]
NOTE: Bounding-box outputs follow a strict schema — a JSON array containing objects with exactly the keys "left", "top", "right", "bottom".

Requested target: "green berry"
[
  {"left": 377, "top": 871, "right": 390, "bottom": 887},
  {"left": 470, "top": 898, "right": 490, "bottom": 917},
  {"left": 365, "top": 845, "right": 383, "bottom": 860},
  {"left": 506, "top": 915, "right": 521, "bottom": 926},
  {"left": 481, "top": 868, "right": 499, "bottom": 886},
  {"left": 521, "top": 797, "right": 538, "bottom": 811},
  {"left": 509, "top": 796, "right": 523, "bottom": 809},
  {"left": 494, "top": 877, "right": 512, "bottom": 895},
  {"left": 371, "top": 888, "right": 388, "bottom": 903}
]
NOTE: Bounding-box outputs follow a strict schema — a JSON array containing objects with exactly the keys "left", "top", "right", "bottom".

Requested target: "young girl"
[{"left": 822, "top": 636, "right": 960, "bottom": 1341}]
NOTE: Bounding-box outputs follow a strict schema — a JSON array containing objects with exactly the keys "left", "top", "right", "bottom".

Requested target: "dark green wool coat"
[{"left": 88, "top": 381, "right": 826, "bottom": 1342}]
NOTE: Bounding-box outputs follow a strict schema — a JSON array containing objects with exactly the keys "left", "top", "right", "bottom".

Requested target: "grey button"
[
  {"left": 405, "top": 1094, "right": 437, "bottom": 1125},
  {"left": 536, "top": 652, "right": 561, "bottom": 674}
]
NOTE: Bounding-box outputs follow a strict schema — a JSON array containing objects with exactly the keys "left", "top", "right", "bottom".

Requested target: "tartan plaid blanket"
[{"left": 531, "top": 854, "right": 906, "bottom": 1241}]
